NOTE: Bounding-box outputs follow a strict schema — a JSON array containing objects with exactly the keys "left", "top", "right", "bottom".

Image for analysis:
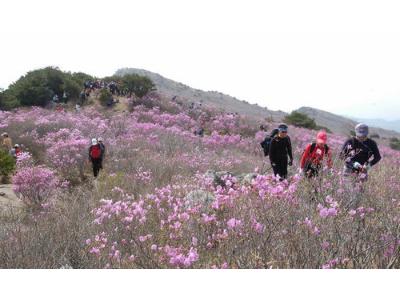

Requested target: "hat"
[
  {"left": 278, "top": 124, "right": 288, "bottom": 132},
  {"left": 355, "top": 123, "right": 369, "bottom": 138},
  {"left": 98, "top": 137, "right": 103, "bottom": 142},
  {"left": 316, "top": 131, "right": 327, "bottom": 144},
  {"left": 14, "top": 144, "right": 19, "bottom": 148},
  {"left": 91, "top": 138, "right": 98, "bottom": 146},
  {"left": 1, "top": 132, "right": 7, "bottom": 137}
]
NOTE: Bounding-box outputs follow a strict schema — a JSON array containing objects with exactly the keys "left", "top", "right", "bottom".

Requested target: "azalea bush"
[{"left": 12, "top": 165, "right": 62, "bottom": 210}]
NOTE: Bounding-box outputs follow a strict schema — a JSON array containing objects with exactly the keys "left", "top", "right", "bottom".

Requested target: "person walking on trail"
[
  {"left": 98, "top": 137, "right": 105, "bottom": 169},
  {"left": 269, "top": 124, "right": 293, "bottom": 180},
  {"left": 1, "top": 133, "right": 13, "bottom": 151},
  {"left": 89, "top": 138, "right": 102, "bottom": 178},
  {"left": 300, "top": 131, "right": 333, "bottom": 178},
  {"left": 340, "top": 123, "right": 381, "bottom": 181}
]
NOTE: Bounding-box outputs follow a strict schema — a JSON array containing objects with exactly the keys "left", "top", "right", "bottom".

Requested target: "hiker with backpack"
[
  {"left": 89, "top": 138, "right": 102, "bottom": 178},
  {"left": 268, "top": 124, "right": 293, "bottom": 180},
  {"left": 340, "top": 123, "right": 381, "bottom": 181},
  {"left": 300, "top": 131, "right": 332, "bottom": 178}
]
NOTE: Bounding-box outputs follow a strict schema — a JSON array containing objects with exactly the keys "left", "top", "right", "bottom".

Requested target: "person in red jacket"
[
  {"left": 300, "top": 131, "right": 332, "bottom": 178},
  {"left": 89, "top": 138, "right": 102, "bottom": 178}
]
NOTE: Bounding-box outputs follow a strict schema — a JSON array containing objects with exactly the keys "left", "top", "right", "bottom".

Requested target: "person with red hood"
[{"left": 300, "top": 131, "right": 332, "bottom": 178}]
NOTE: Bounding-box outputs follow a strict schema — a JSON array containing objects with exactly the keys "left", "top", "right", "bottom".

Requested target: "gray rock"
[
  {"left": 185, "top": 189, "right": 215, "bottom": 210},
  {"left": 204, "top": 170, "right": 233, "bottom": 187}
]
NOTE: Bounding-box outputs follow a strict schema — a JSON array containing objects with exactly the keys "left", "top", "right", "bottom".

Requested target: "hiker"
[
  {"left": 89, "top": 138, "right": 102, "bottom": 178},
  {"left": 300, "top": 131, "right": 333, "bottom": 178},
  {"left": 1, "top": 133, "right": 13, "bottom": 151},
  {"left": 269, "top": 124, "right": 293, "bottom": 180},
  {"left": 340, "top": 123, "right": 381, "bottom": 181},
  {"left": 98, "top": 137, "right": 105, "bottom": 169},
  {"left": 9, "top": 144, "right": 21, "bottom": 159}
]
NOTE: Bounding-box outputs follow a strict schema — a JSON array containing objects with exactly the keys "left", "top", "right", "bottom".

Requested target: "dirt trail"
[{"left": 0, "top": 184, "right": 22, "bottom": 209}]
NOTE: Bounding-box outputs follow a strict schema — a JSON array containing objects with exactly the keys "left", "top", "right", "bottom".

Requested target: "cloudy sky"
[{"left": 1, "top": 0, "right": 400, "bottom": 120}]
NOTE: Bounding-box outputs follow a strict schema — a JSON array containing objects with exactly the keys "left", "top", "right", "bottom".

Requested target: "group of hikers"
[
  {"left": 261, "top": 123, "right": 381, "bottom": 182},
  {"left": 1, "top": 133, "right": 23, "bottom": 159}
]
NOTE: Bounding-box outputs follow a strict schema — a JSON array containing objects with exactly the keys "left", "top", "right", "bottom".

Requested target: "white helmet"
[{"left": 91, "top": 138, "right": 97, "bottom": 146}]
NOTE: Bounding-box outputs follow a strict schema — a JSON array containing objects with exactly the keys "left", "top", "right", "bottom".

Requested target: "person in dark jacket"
[
  {"left": 340, "top": 123, "right": 381, "bottom": 181},
  {"left": 269, "top": 124, "right": 293, "bottom": 180},
  {"left": 89, "top": 138, "right": 102, "bottom": 178},
  {"left": 98, "top": 137, "right": 106, "bottom": 169}
]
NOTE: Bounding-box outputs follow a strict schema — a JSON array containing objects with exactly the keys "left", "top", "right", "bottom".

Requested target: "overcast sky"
[{"left": 1, "top": 0, "right": 400, "bottom": 120}]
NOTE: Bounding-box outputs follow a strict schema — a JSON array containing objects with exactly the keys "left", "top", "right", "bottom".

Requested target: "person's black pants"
[
  {"left": 91, "top": 158, "right": 102, "bottom": 177},
  {"left": 271, "top": 159, "right": 288, "bottom": 180}
]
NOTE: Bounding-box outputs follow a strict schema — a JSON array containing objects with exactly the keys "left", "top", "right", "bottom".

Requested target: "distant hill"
[
  {"left": 115, "top": 68, "right": 286, "bottom": 122},
  {"left": 114, "top": 68, "right": 399, "bottom": 140},
  {"left": 296, "top": 107, "right": 400, "bottom": 139},
  {"left": 351, "top": 118, "right": 400, "bottom": 133}
]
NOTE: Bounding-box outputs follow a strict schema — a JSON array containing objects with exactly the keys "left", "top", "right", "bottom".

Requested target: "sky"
[{"left": 1, "top": 0, "right": 400, "bottom": 120}]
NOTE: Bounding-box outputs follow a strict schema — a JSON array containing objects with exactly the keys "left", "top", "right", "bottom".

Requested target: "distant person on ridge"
[
  {"left": 340, "top": 123, "right": 381, "bottom": 181},
  {"left": 300, "top": 131, "right": 333, "bottom": 178},
  {"left": 89, "top": 138, "right": 102, "bottom": 178},
  {"left": 269, "top": 124, "right": 293, "bottom": 180}
]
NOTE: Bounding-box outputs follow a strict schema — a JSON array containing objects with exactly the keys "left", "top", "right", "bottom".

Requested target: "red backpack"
[{"left": 90, "top": 145, "right": 101, "bottom": 159}]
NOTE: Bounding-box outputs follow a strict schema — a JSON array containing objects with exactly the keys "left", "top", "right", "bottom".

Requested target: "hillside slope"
[
  {"left": 296, "top": 107, "right": 400, "bottom": 139},
  {"left": 115, "top": 68, "right": 286, "bottom": 122}
]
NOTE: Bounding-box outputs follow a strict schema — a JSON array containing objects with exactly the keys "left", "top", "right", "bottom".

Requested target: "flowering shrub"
[{"left": 12, "top": 166, "right": 60, "bottom": 209}]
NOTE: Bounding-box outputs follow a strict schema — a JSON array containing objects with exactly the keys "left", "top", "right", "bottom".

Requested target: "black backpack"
[
  {"left": 307, "top": 142, "right": 329, "bottom": 156},
  {"left": 261, "top": 136, "right": 273, "bottom": 156}
]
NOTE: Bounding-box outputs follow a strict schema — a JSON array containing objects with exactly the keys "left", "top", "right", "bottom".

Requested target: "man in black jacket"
[
  {"left": 340, "top": 123, "right": 381, "bottom": 181},
  {"left": 269, "top": 124, "right": 293, "bottom": 180}
]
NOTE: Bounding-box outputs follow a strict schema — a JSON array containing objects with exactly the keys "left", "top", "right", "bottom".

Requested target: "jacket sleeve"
[
  {"left": 287, "top": 137, "right": 293, "bottom": 161},
  {"left": 300, "top": 144, "right": 311, "bottom": 169},
  {"left": 369, "top": 141, "right": 381, "bottom": 166},
  {"left": 88, "top": 146, "right": 92, "bottom": 160},
  {"left": 340, "top": 139, "right": 352, "bottom": 160},
  {"left": 269, "top": 139, "right": 276, "bottom": 162}
]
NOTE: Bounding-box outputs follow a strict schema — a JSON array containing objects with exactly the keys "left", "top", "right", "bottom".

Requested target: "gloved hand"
[
  {"left": 271, "top": 162, "right": 276, "bottom": 167},
  {"left": 364, "top": 163, "right": 371, "bottom": 171},
  {"left": 353, "top": 162, "right": 362, "bottom": 170},
  {"left": 288, "top": 160, "right": 293, "bottom": 167},
  {"left": 298, "top": 168, "right": 303, "bottom": 174}
]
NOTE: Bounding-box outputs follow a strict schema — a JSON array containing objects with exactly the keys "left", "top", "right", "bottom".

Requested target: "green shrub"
[
  {"left": 99, "top": 89, "right": 113, "bottom": 107},
  {"left": 0, "top": 148, "right": 15, "bottom": 178},
  {"left": 284, "top": 112, "right": 317, "bottom": 129},
  {"left": 389, "top": 137, "right": 400, "bottom": 151},
  {"left": 120, "top": 74, "right": 155, "bottom": 98}
]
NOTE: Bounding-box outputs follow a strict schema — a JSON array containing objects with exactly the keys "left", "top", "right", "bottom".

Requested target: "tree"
[
  {"left": 2, "top": 67, "right": 86, "bottom": 109},
  {"left": 284, "top": 112, "right": 317, "bottom": 129},
  {"left": 121, "top": 74, "right": 155, "bottom": 98}
]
